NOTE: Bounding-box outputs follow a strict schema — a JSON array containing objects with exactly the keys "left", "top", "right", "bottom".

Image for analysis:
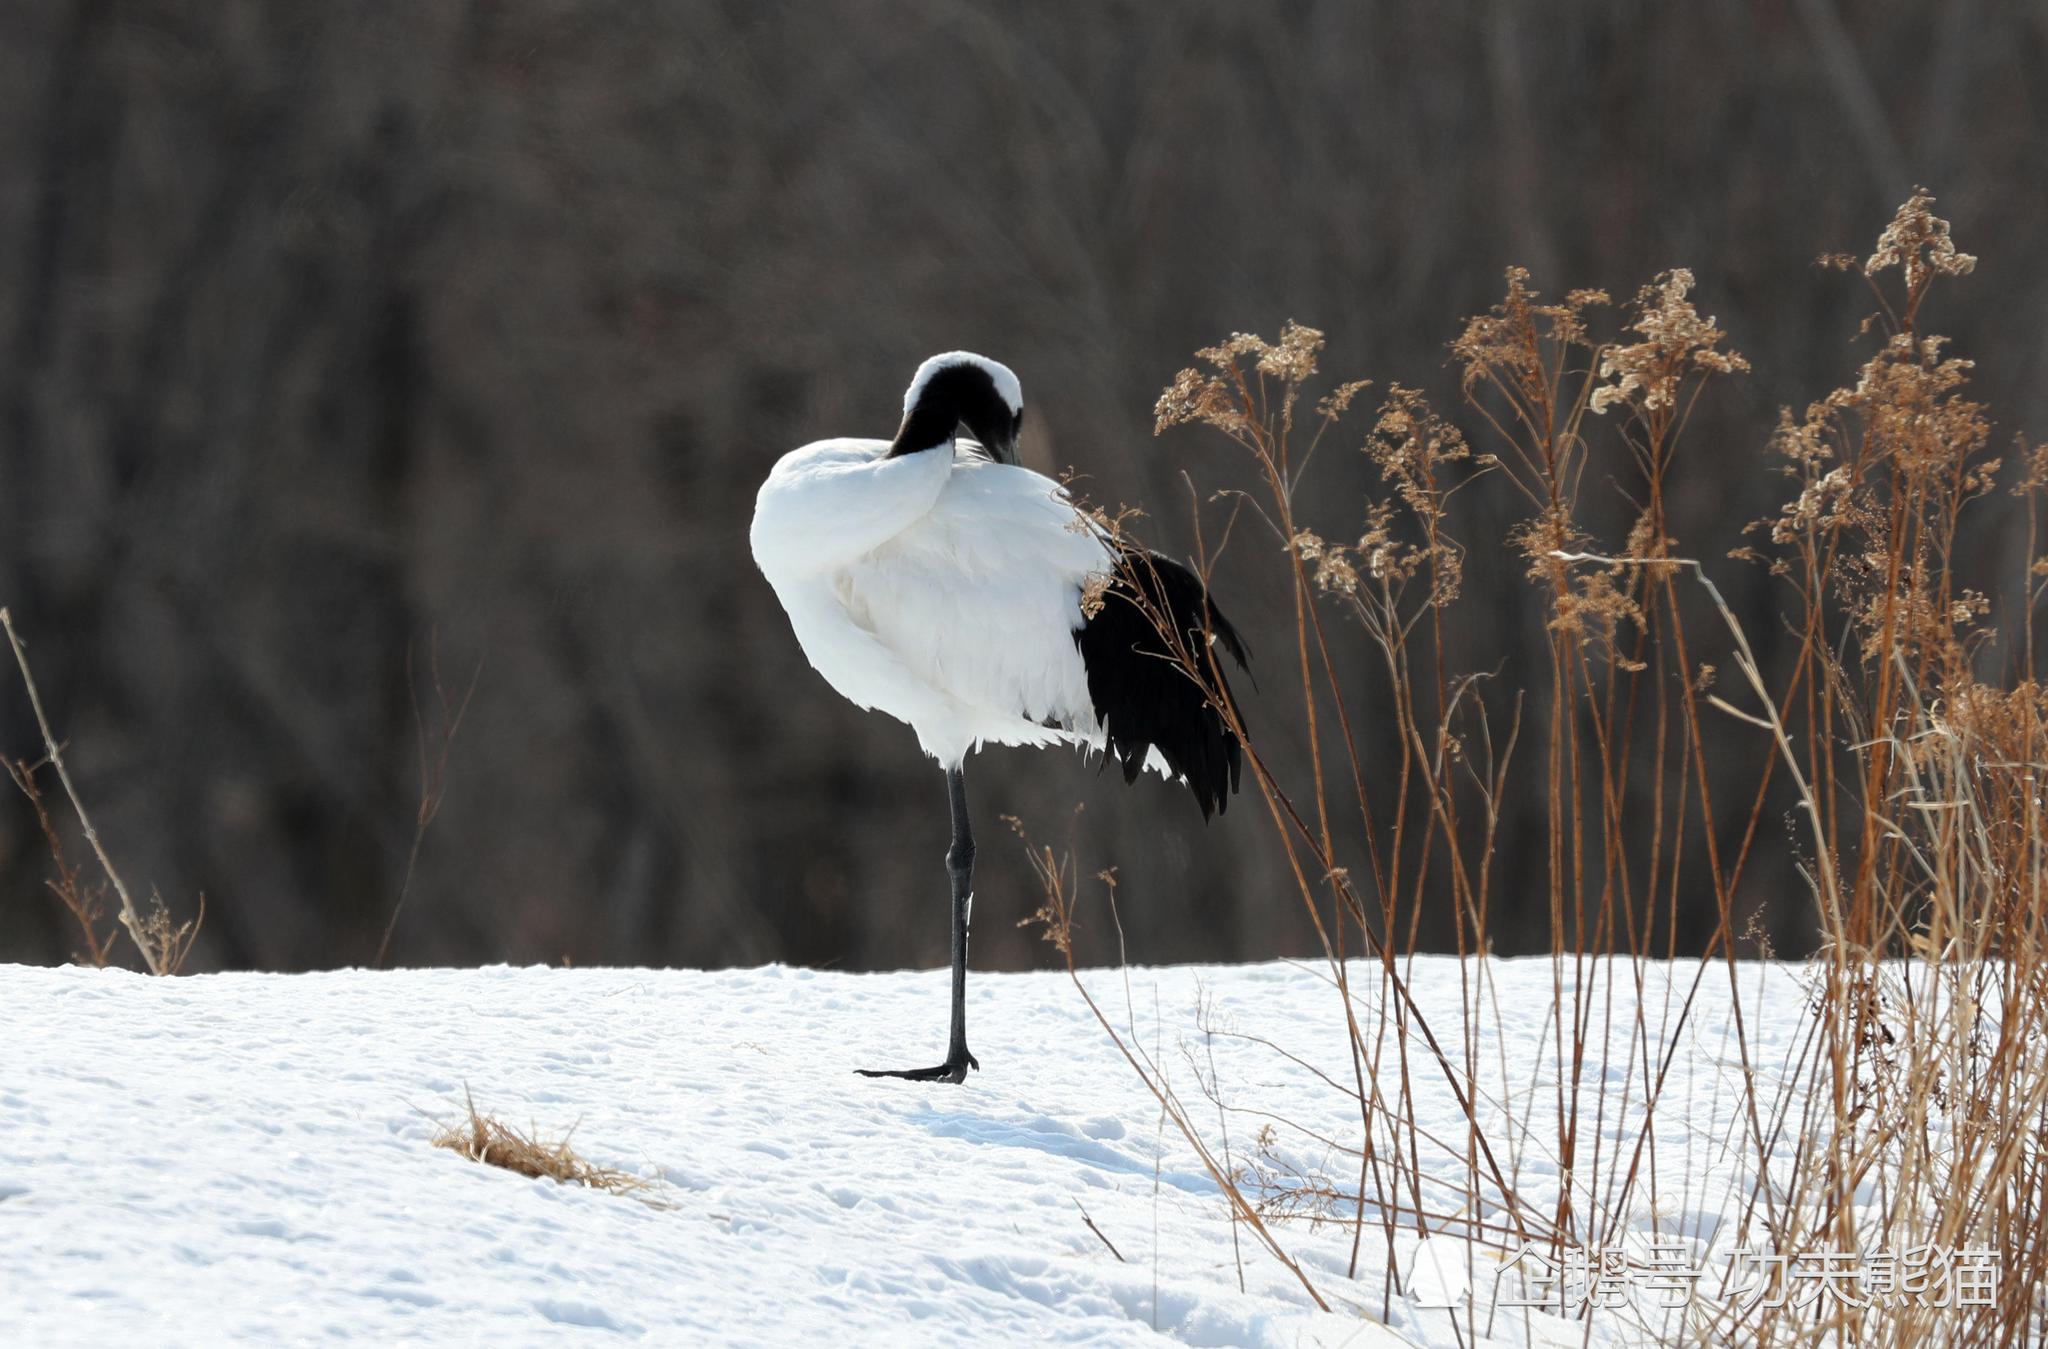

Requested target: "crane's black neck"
[{"left": 889, "top": 394, "right": 962, "bottom": 457}]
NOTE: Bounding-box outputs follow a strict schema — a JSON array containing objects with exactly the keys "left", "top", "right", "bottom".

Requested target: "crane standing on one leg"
[{"left": 749, "top": 352, "right": 1247, "bottom": 1082}]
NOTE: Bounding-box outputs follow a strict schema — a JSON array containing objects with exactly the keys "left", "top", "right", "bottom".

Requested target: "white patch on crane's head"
[{"left": 904, "top": 352, "right": 1023, "bottom": 418}]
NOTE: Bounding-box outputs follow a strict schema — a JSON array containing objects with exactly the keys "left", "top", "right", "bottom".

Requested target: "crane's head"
[{"left": 892, "top": 352, "right": 1024, "bottom": 464}]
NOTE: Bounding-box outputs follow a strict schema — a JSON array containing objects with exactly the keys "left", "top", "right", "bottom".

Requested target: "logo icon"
[{"left": 1409, "top": 1235, "right": 1473, "bottom": 1307}]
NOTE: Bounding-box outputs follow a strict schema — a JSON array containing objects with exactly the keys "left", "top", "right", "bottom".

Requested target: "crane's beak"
[{"left": 958, "top": 419, "right": 1018, "bottom": 466}]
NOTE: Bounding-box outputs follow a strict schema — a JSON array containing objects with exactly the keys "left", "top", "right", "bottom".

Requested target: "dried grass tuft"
[{"left": 432, "top": 1090, "right": 669, "bottom": 1208}]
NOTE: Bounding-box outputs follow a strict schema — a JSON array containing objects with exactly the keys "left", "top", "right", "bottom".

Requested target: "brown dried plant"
[
  {"left": 374, "top": 632, "right": 482, "bottom": 968},
  {"left": 433, "top": 1088, "right": 669, "bottom": 1207},
  {"left": 3, "top": 606, "right": 203, "bottom": 974},
  {"left": 1151, "top": 317, "right": 1543, "bottom": 1302},
  {"left": 1042, "top": 189, "right": 2046, "bottom": 1345},
  {"left": 1012, "top": 814, "right": 1334, "bottom": 1313},
  {"left": 6, "top": 754, "right": 117, "bottom": 967}
]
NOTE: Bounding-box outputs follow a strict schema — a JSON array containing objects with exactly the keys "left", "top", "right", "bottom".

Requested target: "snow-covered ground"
[{"left": 2, "top": 957, "right": 1821, "bottom": 1346}]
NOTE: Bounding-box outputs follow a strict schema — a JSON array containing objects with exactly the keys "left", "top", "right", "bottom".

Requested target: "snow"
[{"left": 0, "top": 957, "right": 1819, "bottom": 1346}]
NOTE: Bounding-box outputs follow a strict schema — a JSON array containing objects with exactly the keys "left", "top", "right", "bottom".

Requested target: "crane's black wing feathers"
[{"left": 1074, "top": 547, "right": 1249, "bottom": 820}]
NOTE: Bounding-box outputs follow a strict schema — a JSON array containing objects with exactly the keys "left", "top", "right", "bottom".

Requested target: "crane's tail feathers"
[{"left": 1075, "top": 548, "right": 1249, "bottom": 820}]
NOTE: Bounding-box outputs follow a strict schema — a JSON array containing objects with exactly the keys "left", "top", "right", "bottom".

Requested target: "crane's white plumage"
[
  {"left": 749, "top": 352, "right": 1246, "bottom": 1082},
  {"left": 751, "top": 433, "right": 1108, "bottom": 768}
]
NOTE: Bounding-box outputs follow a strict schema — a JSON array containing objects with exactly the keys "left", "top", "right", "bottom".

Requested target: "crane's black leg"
[{"left": 858, "top": 764, "right": 981, "bottom": 1083}]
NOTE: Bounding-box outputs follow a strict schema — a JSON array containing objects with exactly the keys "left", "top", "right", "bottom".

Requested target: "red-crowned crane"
[{"left": 749, "top": 353, "right": 1247, "bottom": 1082}]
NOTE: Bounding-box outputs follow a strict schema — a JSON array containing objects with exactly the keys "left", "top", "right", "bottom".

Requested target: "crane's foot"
[{"left": 856, "top": 1051, "right": 979, "bottom": 1084}]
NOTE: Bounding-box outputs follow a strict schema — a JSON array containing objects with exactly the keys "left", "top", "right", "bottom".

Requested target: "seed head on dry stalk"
[{"left": 1588, "top": 268, "right": 1748, "bottom": 419}]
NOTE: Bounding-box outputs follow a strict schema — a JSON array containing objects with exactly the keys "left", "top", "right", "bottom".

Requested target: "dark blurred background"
[{"left": 3, "top": 1, "right": 2045, "bottom": 973}]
